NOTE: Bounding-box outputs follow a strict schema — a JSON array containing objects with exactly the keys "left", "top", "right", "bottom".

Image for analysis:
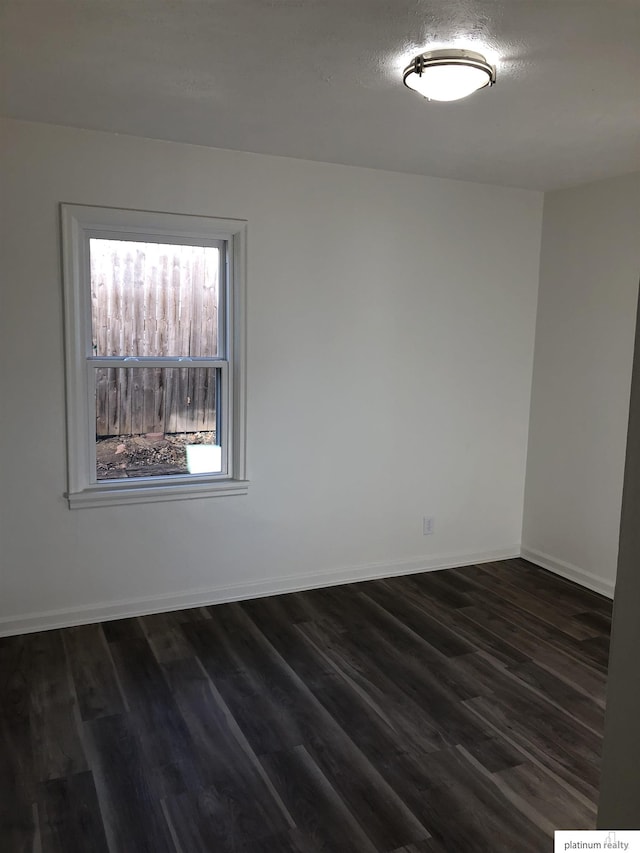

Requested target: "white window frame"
[{"left": 61, "top": 204, "right": 248, "bottom": 508}]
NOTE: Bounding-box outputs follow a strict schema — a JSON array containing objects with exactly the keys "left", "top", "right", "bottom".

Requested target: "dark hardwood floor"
[{"left": 0, "top": 558, "right": 612, "bottom": 852}]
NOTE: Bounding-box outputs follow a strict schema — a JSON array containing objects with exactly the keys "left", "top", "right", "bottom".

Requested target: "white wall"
[
  {"left": 522, "top": 172, "right": 640, "bottom": 597},
  {"left": 0, "top": 118, "right": 543, "bottom": 634}
]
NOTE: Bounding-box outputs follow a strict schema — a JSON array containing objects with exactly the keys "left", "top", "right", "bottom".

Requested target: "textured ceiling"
[{"left": 1, "top": 0, "right": 639, "bottom": 190}]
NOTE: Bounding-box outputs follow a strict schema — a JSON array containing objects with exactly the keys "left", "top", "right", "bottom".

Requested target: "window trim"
[{"left": 61, "top": 204, "right": 248, "bottom": 508}]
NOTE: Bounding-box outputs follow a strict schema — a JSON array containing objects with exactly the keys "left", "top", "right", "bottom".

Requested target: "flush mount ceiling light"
[{"left": 403, "top": 49, "right": 496, "bottom": 102}]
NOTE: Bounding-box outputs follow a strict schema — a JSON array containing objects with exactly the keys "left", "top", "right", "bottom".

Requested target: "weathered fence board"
[
  {"left": 95, "top": 366, "right": 217, "bottom": 436},
  {"left": 91, "top": 240, "right": 219, "bottom": 436}
]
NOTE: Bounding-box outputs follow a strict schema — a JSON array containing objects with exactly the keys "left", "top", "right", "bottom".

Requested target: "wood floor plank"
[
  {"left": 240, "top": 594, "right": 460, "bottom": 794},
  {"left": 508, "top": 660, "right": 605, "bottom": 732},
  {"left": 172, "top": 606, "right": 213, "bottom": 623},
  {"left": 0, "top": 685, "right": 37, "bottom": 853},
  {"left": 183, "top": 618, "right": 309, "bottom": 755},
  {"left": 0, "top": 559, "right": 612, "bottom": 852},
  {"left": 406, "top": 572, "right": 475, "bottom": 609},
  {"left": 388, "top": 576, "right": 532, "bottom": 668},
  {"left": 160, "top": 656, "right": 293, "bottom": 837},
  {"left": 101, "top": 617, "right": 145, "bottom": 643},
  {"left": 467, "top": 655, "right": 602, "bottom": 763},
  {"left": 63, "top": 625, "right": 126, "bottom": 721},
  {"left": 464, "top": 692, "right": 600, "bottom": 800},
  {"left": 513, "top": 560, "right": 613, "bottom": 614},
  {"left": 238, "top": 596, "right": 335, "bottom": 688},
  {"left": 162, "top": 787, "right": 310, "bottom": 853},
  {"left": 402, "top": 841, "right": 451, "bottom": 853},
  {"left": 459, "top": 733, "right": 527, "bottom": 773},
  {"left": 458, "top": 601, "right": 607, "bottom": 676},
  {"left": 493, "top": 761, "right": 597, "bottom": 831},
  {"left": 296, "top": 619, "right": 448, "bottom": 755},
  {"left": 573, "top": 610, "right": 612, "bottom": 634},
  {"left": 329, "top": 620, "right": 493, "bottom": 749},
  {"left": 239, "top": 598, "right": 432, "bottom": 779},
  {"left": 244, "top": 589, "right": 320, "bottom": 628},
  {"left": 302, "top": 734, "right": 429, "bottom": 851},
  {"left": 37, "top": 770, "right": 109, "bottom": 853},
  {"left": 354, "top": 590, "right": 491, "bottom": 700},
  {"left": 446, "top": 647, "right": 605, "bottom": 741},
  {"left": 447, "top": 565, "right": 603, "bottom": 641},
  {"left": 463, "top": 590, "right": 608, "bottom": 669},
  {"left": 161, "top": 786, "right": 236, "bottom": 853},
  {"left": 361, "top": 581, "right": 476, "bottom": 658},
  {"left": 580, "top": 634, "right": 611, "bottom": 668},
  {"left": 0, "top": 636, "right": 37, "bottom": 819},
  {"left": 309, "top": 668, "right": 443, "bottom": 797},
  {"left": 480, "top": 559, "right": 612, "bottom": 617},
  {"left": 289, "top": 583, "right": 376, "bottom": 633},
  {"left": 106, "top": 636, "right": 204, "bottom": 795},
  {"left": 190, "top": 605, "right": 430, "bottom": 850},
  {"left": 532, "top": 648, "right": 608, "bottom": 707},
  {"left": 83, "top": 714, "right": 176, "bottom": 853},
  {"left": 408, "top": 588, "right": 607, "bottom": 706},
  {"left": 27, "top": 631, "right": 88, "bottom": 783},
  {"left": 138, "top": 612, "right": 197, "bottom": 664},
  {"left": 260, "top": 745, "right": 380, "bottom": 852},
  {"left": 407, "top": 747, "right": 550, "bottom": 852}
]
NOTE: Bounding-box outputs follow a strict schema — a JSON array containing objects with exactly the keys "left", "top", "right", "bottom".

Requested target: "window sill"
[{"left": 66, "top": 478, "right": 250, "bottom": 509}]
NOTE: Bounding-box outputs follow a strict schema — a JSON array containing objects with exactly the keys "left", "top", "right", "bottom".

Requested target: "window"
[{"left": 61, "top": 205, "right": 247, "bottom": 508}]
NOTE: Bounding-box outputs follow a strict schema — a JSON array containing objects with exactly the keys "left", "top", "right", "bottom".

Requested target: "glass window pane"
[
  {"left": 90, "top": 239, "right": 220, "bottom": 357},
  {"left": 95, "top": 366, "right": 221, "bottom": 480}
]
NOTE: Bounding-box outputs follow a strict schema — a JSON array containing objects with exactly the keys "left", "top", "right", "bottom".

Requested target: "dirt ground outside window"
[{"left": 96, "top": 431, "right": 216, "bottom": 479}]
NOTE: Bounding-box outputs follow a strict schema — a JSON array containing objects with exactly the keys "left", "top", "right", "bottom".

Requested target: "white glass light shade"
[{"left": 403, "top": 49, "right": 495, "bottom": 102}]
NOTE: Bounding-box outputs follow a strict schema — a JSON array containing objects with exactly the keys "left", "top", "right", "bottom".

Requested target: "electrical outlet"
[{"left": 423, "top": 516, "right": 435, "bottom": 536}]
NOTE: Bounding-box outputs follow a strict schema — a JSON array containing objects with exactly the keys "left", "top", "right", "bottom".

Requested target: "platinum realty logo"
[{"left": 555, "top": 831, "right": 640, "bottom": 851}]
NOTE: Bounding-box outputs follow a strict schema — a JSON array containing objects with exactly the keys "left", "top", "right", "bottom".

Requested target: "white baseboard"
[
  {"left": 0, "top": 545, "right": 520, "bottom": 637},
  {"left": 520, "top": 546, "right": 615, "bottom": 599}
]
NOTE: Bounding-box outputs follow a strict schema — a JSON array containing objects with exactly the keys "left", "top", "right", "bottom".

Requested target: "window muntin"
[{"left": 61, "top": 206, "right": 247, "bottom": 507}]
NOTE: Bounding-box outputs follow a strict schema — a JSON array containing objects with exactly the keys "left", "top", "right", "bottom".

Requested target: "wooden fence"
[
  {"left": 95, "top": 366, "right": 218, "bottom": 436},
  {"left": 91, "top": 240, "right": 219, "bottom": 436}
]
